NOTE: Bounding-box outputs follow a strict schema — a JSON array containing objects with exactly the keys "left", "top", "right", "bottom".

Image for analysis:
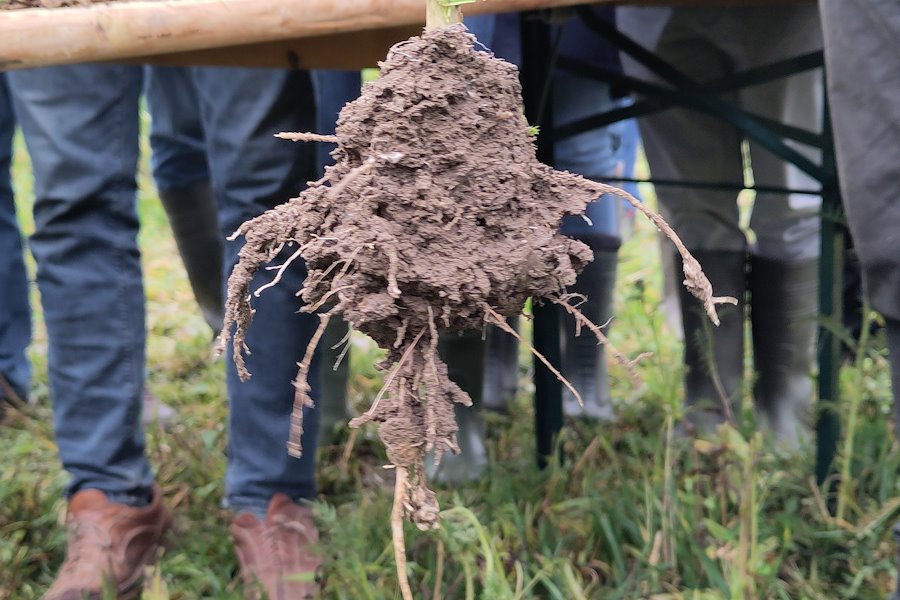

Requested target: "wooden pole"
[{"left": 0, "top": 0, "right": 592, "bottom": 71}]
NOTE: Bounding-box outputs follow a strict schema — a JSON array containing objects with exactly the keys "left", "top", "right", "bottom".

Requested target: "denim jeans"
[
  {"left": 8, "top": 65, "right": 321, "bottom": 513},
  {"left": 144, "top": 66, "right": 210, "bottom": 192},
  {"left": 0, "top": 73, "right": 32, "bottom": 398},
  {"left": 553, "top": 75, "right": 620, "bottom": 244},
  {"left": 311, "top": 70, "right": 361, "bottom": 171}
]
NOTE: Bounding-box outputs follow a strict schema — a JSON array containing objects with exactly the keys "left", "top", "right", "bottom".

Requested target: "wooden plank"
[
  {"left": 132, "top": 26, "right": 421, "bottom": 70},
  {"left": 0, "top": 0, "right": 816, "bottom": 71},
  {"left": 0, "top": 0, "right": 584, "bottom": 70}
]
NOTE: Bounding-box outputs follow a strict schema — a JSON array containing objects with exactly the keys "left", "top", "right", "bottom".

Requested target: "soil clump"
[{"left": 221, "top": 23, "right": 731, "bottom": 597}]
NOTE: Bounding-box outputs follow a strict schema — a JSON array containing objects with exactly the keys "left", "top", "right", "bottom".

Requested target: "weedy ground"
[{"left": 1, "top": 114, "right": 899, "bottom": 600}]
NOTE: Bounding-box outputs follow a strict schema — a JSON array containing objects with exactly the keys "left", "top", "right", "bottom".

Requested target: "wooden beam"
[
  {"left": 0, "top": 0, "right": 592, "bottom": 71},
  {"left": 130, "top": 26, "right": 422, "bottom": 70}
]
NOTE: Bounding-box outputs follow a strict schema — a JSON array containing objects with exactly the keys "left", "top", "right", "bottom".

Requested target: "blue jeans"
[
  {"left": 554, "top": 75, "right": 620, "bottom": 245},
  {"left": 0, "top": 73, "right": 32, "bottom": 397},
  {"left": 311, "top": 70, "right": 361, "bottom": 171},
  {"left": 8, "top": 65, "right": 322, "bottom": 513},
  {"left": 144, "top": 66, "right": 210, "bottom": 192}
]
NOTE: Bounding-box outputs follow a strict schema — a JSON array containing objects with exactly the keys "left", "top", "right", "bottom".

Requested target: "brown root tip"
[{"left": 681, "top": 256, "right": 738, "bottom": 326}]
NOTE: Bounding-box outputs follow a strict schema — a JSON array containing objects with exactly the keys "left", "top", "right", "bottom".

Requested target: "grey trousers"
[
  {"left": 616, "top": 5, "right": 823, "bottom": 261},
  {"left": 821, "top": 0, "right": 900, "bottom": 445},
  {"left": 820, "top": 0, "right": 900, "bottom": 325}
]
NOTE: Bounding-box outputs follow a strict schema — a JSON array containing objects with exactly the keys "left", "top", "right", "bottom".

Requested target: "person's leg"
[
  {"left": 617, "top": 7, "right": 748, "bottom": 429},
  {"left": 194, "top": 66, "right": 320, "bottom": 510},
  {"left": 310, "top": 69, "right": 361, "bottom": 444},
  {"left": 426, "top": 330, "right": 489, "bottom": 483},
  {"left": 820, "top": 0, "right": 900, "bottom": 430},
  {"left": 8, "top": 65, "right": 153, "bottom": 502},
  {"left": 0, "top": 73, "right": 32, "bottom": 409},
  {"left": 554, "top": 74, "right": 621, "bottom": 421},
  {"left": 724, "top": 4, "right": 823, "bottom": 446},
  {"left": 193, "top": 66, "right": 321, "bottom": 598},
  {"left": 820, "top": 3, "right": 900, "bottom": 592},
  {"left": 8, "top": 65, "right": 169, "bottom": 599},
  {"left": 145, "top": 66, "right": 223, "bottom": 334}
]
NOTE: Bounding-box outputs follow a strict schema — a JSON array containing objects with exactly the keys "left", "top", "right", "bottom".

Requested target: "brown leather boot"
[
  {"left": 44, "top": 486, "right": 171, "bottom": 600},
  {"left": 230, "top": 494, "right": 322, "bottom": 599}
]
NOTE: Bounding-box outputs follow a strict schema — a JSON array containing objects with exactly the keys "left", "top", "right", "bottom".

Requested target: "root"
[
  {"left": 584, "top": 179, "right": 738, "bottom": 326},
  {"left": 254, "top": 244, "right": 304, "bottom": 298},
  {"left": 275, "top": 131, "right": 339, "bottom": 143},
  {"left": 550, "top": 295, "right": 650, "bottom": 386},
  {"left": 350, "top": 328, "right": 426, "bottom": 429},
  {"left": 288, "top": 311, "right": 332, "bottom": 458},
  {"left": 392, "top": 466, "right": 414, "bottom": 600},
  {"left": 332, "top": 326, "right": 353, "bottom": 371},
  {"left": 482, "top": 303, "right": 584, "bottom": 408}
]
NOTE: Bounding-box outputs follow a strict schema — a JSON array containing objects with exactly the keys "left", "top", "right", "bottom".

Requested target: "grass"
[{"left": 2, "top": 116, "right": 900, "bottom": 599}]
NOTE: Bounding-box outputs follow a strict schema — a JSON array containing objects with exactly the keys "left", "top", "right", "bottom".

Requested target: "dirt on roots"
[{"left": 220, "top": 26, "right": 732, "bottom": 582}]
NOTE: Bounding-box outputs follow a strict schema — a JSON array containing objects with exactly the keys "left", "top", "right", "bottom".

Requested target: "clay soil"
[
  {"left": 223, "top": 25, "right": 600, "bottom": 492},
  {"left": 220, "top": 21, "right": 729, "bottom": 598}
]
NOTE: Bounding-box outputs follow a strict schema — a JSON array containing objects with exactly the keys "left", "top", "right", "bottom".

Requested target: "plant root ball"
[{"left": 222, "top": 25, "right": 601, "bottom": 512}]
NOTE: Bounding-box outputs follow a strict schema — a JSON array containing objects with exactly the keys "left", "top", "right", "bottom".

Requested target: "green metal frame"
[{"left": 522, "top": 8, "right": 845, "bottom": 482}]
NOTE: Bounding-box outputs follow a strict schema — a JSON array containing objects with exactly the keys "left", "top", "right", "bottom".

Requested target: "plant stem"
[{"left": 426, "top": 0, "right": 462, "bottom": 29}]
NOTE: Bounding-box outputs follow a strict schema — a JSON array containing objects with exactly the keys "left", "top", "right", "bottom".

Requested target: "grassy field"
[{"left": 2, "top": 116, "right": 899, "bottom": 599}]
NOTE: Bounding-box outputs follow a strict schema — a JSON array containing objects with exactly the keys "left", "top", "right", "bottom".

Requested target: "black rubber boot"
[
  {"left": 318, "top": 316, "right": 352, "bottom": 445},
  {"left": 678, "top": 250, "right": 747, "bottom": 433},
  {"left": 749, "top": 256, "right": 817, "bottom": 447},
  {"left": 159, "top": 180, "right": 224, "bottom": 334},
  {"left": 426, "top": 329, "right": 488, "bottom": 484},
  {"left": 561, "top": 249, "right": 618, "bottom": 421},
  {"left": 481, "top": 317, "right": 519, "bottom": 413}
]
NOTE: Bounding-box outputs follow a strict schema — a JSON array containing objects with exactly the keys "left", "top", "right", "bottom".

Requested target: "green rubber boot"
[
  {"left": 749, "top": 256, "right": 818, "bottom": 447},
  {"left": 426, "top": 329, "right": 489, "bottom": 484},
  {"left": 159, "top": 180, "right": 224, "bottom": 334},
  {"left": 561, "top": 249, "right": 618, "bottom": 421},
  {"left": 481, "top": 317, "right": 519, "bottom": 413},
  {"left": 318, "top": 316, "right": 352, "bottom": 445},
  {"left": 678, "top": 250, "right": 747, "bottom": 433}
]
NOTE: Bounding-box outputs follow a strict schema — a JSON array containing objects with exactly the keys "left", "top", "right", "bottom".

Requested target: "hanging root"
[
  {"left": 584, "top": 180, "right": 738, "bottom": 325},
  {"left": 392, "top": 466, "right": 414, "bottom": 600},
  {"left": 288, "top": 311, "right": 333, "bottom": 458},
  {"left": 275, "top": 131, "right": 339, "bottom": 143},
  {"left": 482, "top": 303, "right": 585, "bottom": 408},
  {"left": 550, "top": 295, "right": 650, "bottom": 386}
]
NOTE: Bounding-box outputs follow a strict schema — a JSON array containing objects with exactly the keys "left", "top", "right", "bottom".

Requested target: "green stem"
[
  {"left": 836, "top": 305, "right": 873, "bottom": 522},
  {"left": 426, "top": 0, "right": 463, "bottom": 29}
]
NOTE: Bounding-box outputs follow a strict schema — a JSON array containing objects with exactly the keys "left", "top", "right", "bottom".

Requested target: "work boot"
[
  {"left": 749, "top": 256, "right": 817, "bottom": 447},
  {"left": 481, "top": 318, "right": 519, "bottom": 413},
  {"left": 426, "top": 330, "right": 489, "bottom": 484},
  {"left": 159, "top": 180, "right": 224, "bottom": 334},
  {"left": 319, "top": 316, "right": 352, "bottom": 445},
  {"left": 44, "top": 486, "right": 171, "bottom": 600},
  {"left": 230, "top": 494, "right": 322, "bottom": 600},
  {"left": 678, "top": 250, "right": 747, "bottom": 433},
  {"left": 561, "top": 249, "right": 618, "bottom": 421}
]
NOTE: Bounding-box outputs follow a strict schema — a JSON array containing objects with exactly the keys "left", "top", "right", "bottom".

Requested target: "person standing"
[
  {"left": 0, "top": 72, "right": 31, "bottom": 420},
  {"left": 8, "top": 64, "right": 324, "bottom": 599},
  {"left": 616, "top": 5, "right": 823, "bottom": 445}
]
